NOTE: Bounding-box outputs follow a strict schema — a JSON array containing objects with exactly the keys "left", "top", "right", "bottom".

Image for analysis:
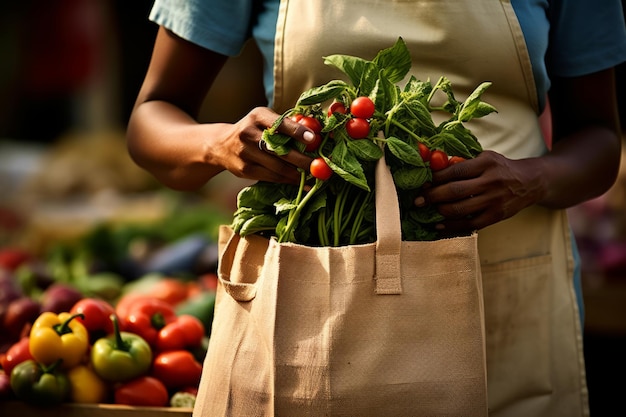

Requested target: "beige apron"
[{"left": 273, "top": 1, "right": 588, "bottom": 416}]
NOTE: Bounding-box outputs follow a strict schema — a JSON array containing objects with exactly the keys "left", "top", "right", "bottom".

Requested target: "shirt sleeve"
[
  {"left": 548, "top": 0, "right": 626, "bottom": 77},
  {"left": 149, "top": 0, "right": 255, "bottom": 56}
]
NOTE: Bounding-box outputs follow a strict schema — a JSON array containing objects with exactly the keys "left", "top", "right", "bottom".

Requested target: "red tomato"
[
  {"left": 418, "top": 142, "right": 431, "bottom": 162},
  {"left": 429, "top": 150, "right": 449, "bottom": 171},
  {"left": 350, "top": 96, "right": 375, "bottom": 119},
  {"left": 114, "top": 376, "right": 169, "bottom": 407},
  {"left": 290, "top": 113, "right": 303, "bottom": 123},
  {"left": 1, "top": 337, "right": 33, "bottom": 375},
  {"left": 327, "top": 101, "right": 347, "bottom": 116},
  {"left": 310, "top": 157, "right": 333, "bottom": 180},
  {"left": 448, "top": 156, "right": 466, "bottom": 165},
  {"left": 155, "top": 314, "right": 205, "bottom": 352},
  {"left": 304, "top": 133, "right": 323, "bottom": 152},
  {"left": 151, "top": 350, "right": 203, "bottom": 390},
  {"left": 346, "top": 118, "right": 370, "bottom": 139},
  {"left": 298, "top": 116, "right": 323, "bottom": 133}
]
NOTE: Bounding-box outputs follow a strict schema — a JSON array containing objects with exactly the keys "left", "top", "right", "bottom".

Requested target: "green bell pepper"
[
  {"left": 90, "top": 314, "right": 152, "bottom": 383},
  {"left": 10, "top": 359, "right": 69, "bottom": 406}
]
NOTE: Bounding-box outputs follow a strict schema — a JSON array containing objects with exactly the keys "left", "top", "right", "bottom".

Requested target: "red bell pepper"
[
  {"left": 70, "top": 298, "right": 115, "bottom": 343},
  {"left": 151, "top": 350, "right": 202, "bottom": 390},
  {"left": 118, "top": 298, "right": 177, "bottom": 347},
  {"left": 155, "top": 314, "right": 205, "bottom": 352}
]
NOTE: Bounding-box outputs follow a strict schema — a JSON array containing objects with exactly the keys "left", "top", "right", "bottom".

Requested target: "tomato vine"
[{"left": 231, "top": 38, "right": 497, "bottom": 245}]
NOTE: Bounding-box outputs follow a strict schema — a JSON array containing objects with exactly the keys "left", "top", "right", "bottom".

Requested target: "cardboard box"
[{"left": 0, "top": 402, "right": 193, "bottom": 417}]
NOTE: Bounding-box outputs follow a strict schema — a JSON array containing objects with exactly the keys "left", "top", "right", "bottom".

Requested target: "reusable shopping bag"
[{"left": 194, "top": 156, "right": 488, "bottom": 417}]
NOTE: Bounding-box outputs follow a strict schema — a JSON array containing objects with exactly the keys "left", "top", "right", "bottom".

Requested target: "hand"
[
  {"left": 417, "top": 150, "right": 545, "bottom": 233},
  {"left": 206, "top": 107, "right": 315, "bottom": 185}
]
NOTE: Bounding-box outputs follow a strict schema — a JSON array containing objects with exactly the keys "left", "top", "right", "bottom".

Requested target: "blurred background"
[{"left": 0, "top": 1, "right": 624, "bottom": 414}]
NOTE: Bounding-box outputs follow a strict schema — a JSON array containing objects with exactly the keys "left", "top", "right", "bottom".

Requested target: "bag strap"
[
  {"left": 218, "top": 229, "right": 259, "bottom": 302},
  {"left": 374, "top": 154, "right": 403, "bottom": 295}
]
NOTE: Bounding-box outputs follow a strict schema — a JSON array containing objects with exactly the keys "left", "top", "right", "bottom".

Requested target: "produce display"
[
  {"left": 233, "top": 37, "right": 496, "bottom": 244},
  {"left": 0, "top": 212, "right": 220, "bottom": 410}
]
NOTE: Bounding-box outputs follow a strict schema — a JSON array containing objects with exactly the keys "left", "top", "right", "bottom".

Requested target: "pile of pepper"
[{"left": 0, "top": 290, "right": 213, "bottom": 408}]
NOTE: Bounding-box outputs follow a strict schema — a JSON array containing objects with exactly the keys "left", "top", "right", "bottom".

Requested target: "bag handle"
[
  {"left": 374, "top": 153, "right": 403, "bottom": 294},
  {"left": 217, "top": 228, "right": 259, "bottom": 302}
]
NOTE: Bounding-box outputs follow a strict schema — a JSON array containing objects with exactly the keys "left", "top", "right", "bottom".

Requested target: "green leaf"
[
  {"left": 442, "top": 124, "right": 483, "bottom": 157},
  {"left": 430, "top": 131, "right": 472, "bottom": 159},
  {"left": 237, "top": 182, "right": 288, "bottom": 209},
  {"left": 323, "top": 55, "right": 371, "bottom": 89},
  {"left": 371, "top": 72, "right": 400, "bottom": 114},
  {"left": 262, "top": 131, "right": 292, "bottom": 156},
  {"left": 458, "top": 81, "right": 496, "bottom": 122},
  {"left": 403, "top": 76, "right": 432, "bottom": 98},
  {"left": 239, "top": 214, "right": 278, "bottom": 236},
  {"left": 346, "top": 138, "right": 384, "bottom": 161},
  {"left": 297, "top": 80, "right": 350, "bottom": 106},
  {"left": 323, "top": 112, "right": 350, "bottom": 133},
  {"left": 392, "top": 166, "right": 431, "bottom": 190},
  {"left": 372, "top": 37, "right": 412, "bottom": 84},
  {"left": 326, "top": 144, "right": 370, "bottom": 191},
  {"left": 274, "top": 197, "right": 297, "bottom": 215},
  {"left": 386, "top": 136, "right": 425, "bottom": 166}
]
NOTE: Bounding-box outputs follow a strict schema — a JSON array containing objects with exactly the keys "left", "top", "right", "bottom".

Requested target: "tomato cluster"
[
  {"left": 293, "top": 96, "right": 378, "bottom": 181},
  {"left": 417, "top": 144, "right": 466, "bottom": 172},
  {"left": 345, "top": 96, "right": 374, "bottom": 139}
]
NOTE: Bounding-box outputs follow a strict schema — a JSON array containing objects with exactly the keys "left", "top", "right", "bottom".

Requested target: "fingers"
[
  {"left": 276, "top": 117, "right": 318, "bottom": 145},
  {"left": 250, "top": 107, "right": 317, "bottom": 146}
]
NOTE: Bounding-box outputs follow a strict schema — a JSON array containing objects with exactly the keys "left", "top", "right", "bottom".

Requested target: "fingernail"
[
  {"left": 303, "top": 130, "right": 315, "bottom": 142},
  {"left": 414, "top": 196, "right": 426, "bottom": 207}
]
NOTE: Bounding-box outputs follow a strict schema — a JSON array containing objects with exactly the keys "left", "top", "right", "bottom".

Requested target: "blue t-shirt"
[{"left": 149, "top": 0, "right": 626, "bottom": 110}]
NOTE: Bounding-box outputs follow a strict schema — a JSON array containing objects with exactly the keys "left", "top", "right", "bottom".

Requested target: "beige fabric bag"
[{"left": 194, "top": 156, "right": 488, "bottom": 417}]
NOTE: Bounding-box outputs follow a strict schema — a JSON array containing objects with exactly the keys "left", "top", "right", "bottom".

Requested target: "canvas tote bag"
[{"left": 194, "top": 156, "right": 488, "bottom": 417}]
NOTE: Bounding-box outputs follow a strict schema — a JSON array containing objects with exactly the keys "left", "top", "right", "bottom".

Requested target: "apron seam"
[{"left": 500, "top": 0, "right": 540, "bottom": 114}]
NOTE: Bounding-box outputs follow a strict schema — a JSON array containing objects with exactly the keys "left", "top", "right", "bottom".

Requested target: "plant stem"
[
  {"left": 318, "top": 208, "right": 328, "bottom": 246},
  {"left": 389, "top": 118, "right": 421, "bottom": 141},
  {"left": 350, "top": 190, "right": 373, "bottom": 244},
  {"left": 333, "top": 182, "right": 349, "bottom": 246},
  {"left": 278, "top": 179, "right": 324, "bottom": 243}
]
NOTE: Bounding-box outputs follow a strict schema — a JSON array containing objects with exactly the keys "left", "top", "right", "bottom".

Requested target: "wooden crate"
[{"left": 0, "top": 402, "right": 193, "bottom": 417}]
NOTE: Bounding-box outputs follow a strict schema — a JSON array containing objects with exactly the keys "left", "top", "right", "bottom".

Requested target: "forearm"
[
  {"left": 535, "top": 125, "right": 621, "bottom": 209},
  {"left": 127, "top": 100, "right": 230, "bottom": 191}
]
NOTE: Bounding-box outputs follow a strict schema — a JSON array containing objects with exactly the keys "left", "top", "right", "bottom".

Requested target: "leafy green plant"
[{"left": 232, "top": 37, "right": 497, "bottom": 245}]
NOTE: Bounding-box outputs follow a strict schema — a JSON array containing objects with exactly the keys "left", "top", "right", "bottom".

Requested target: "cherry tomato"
[
  {"left": 290, "top": 113, "right": 303, "bottom": 123},
  {"left": 327, "top": 101, "right": 347, "bottom": 116},
  {"left": 418, "top": 142, "right": 431, "bottom": 162},
  {"left": 429, "top": 150, "right": 449, "bottom": 171},
  {"left": 350, "top": 96, "right": 375, "bottom": 119},
  {"left": 298, "top": 116, "right": 323, "bottom": 133},
  {"left": 346, "top": 118, "right": 370, "bottom": 139},
  {"left": 310, "top": 157, "right": 333, "bottom": 180},
  {"left": 448, "top": 156, "right": 466, "bottom": 165}
]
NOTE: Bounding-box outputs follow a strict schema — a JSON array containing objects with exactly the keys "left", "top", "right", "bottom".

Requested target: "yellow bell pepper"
[
  {"left": 29, "top": 312, "right": 89, "bottom": 369},
  {"left": 66, "top": 365, "right": 109, "bottom": 403}
]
